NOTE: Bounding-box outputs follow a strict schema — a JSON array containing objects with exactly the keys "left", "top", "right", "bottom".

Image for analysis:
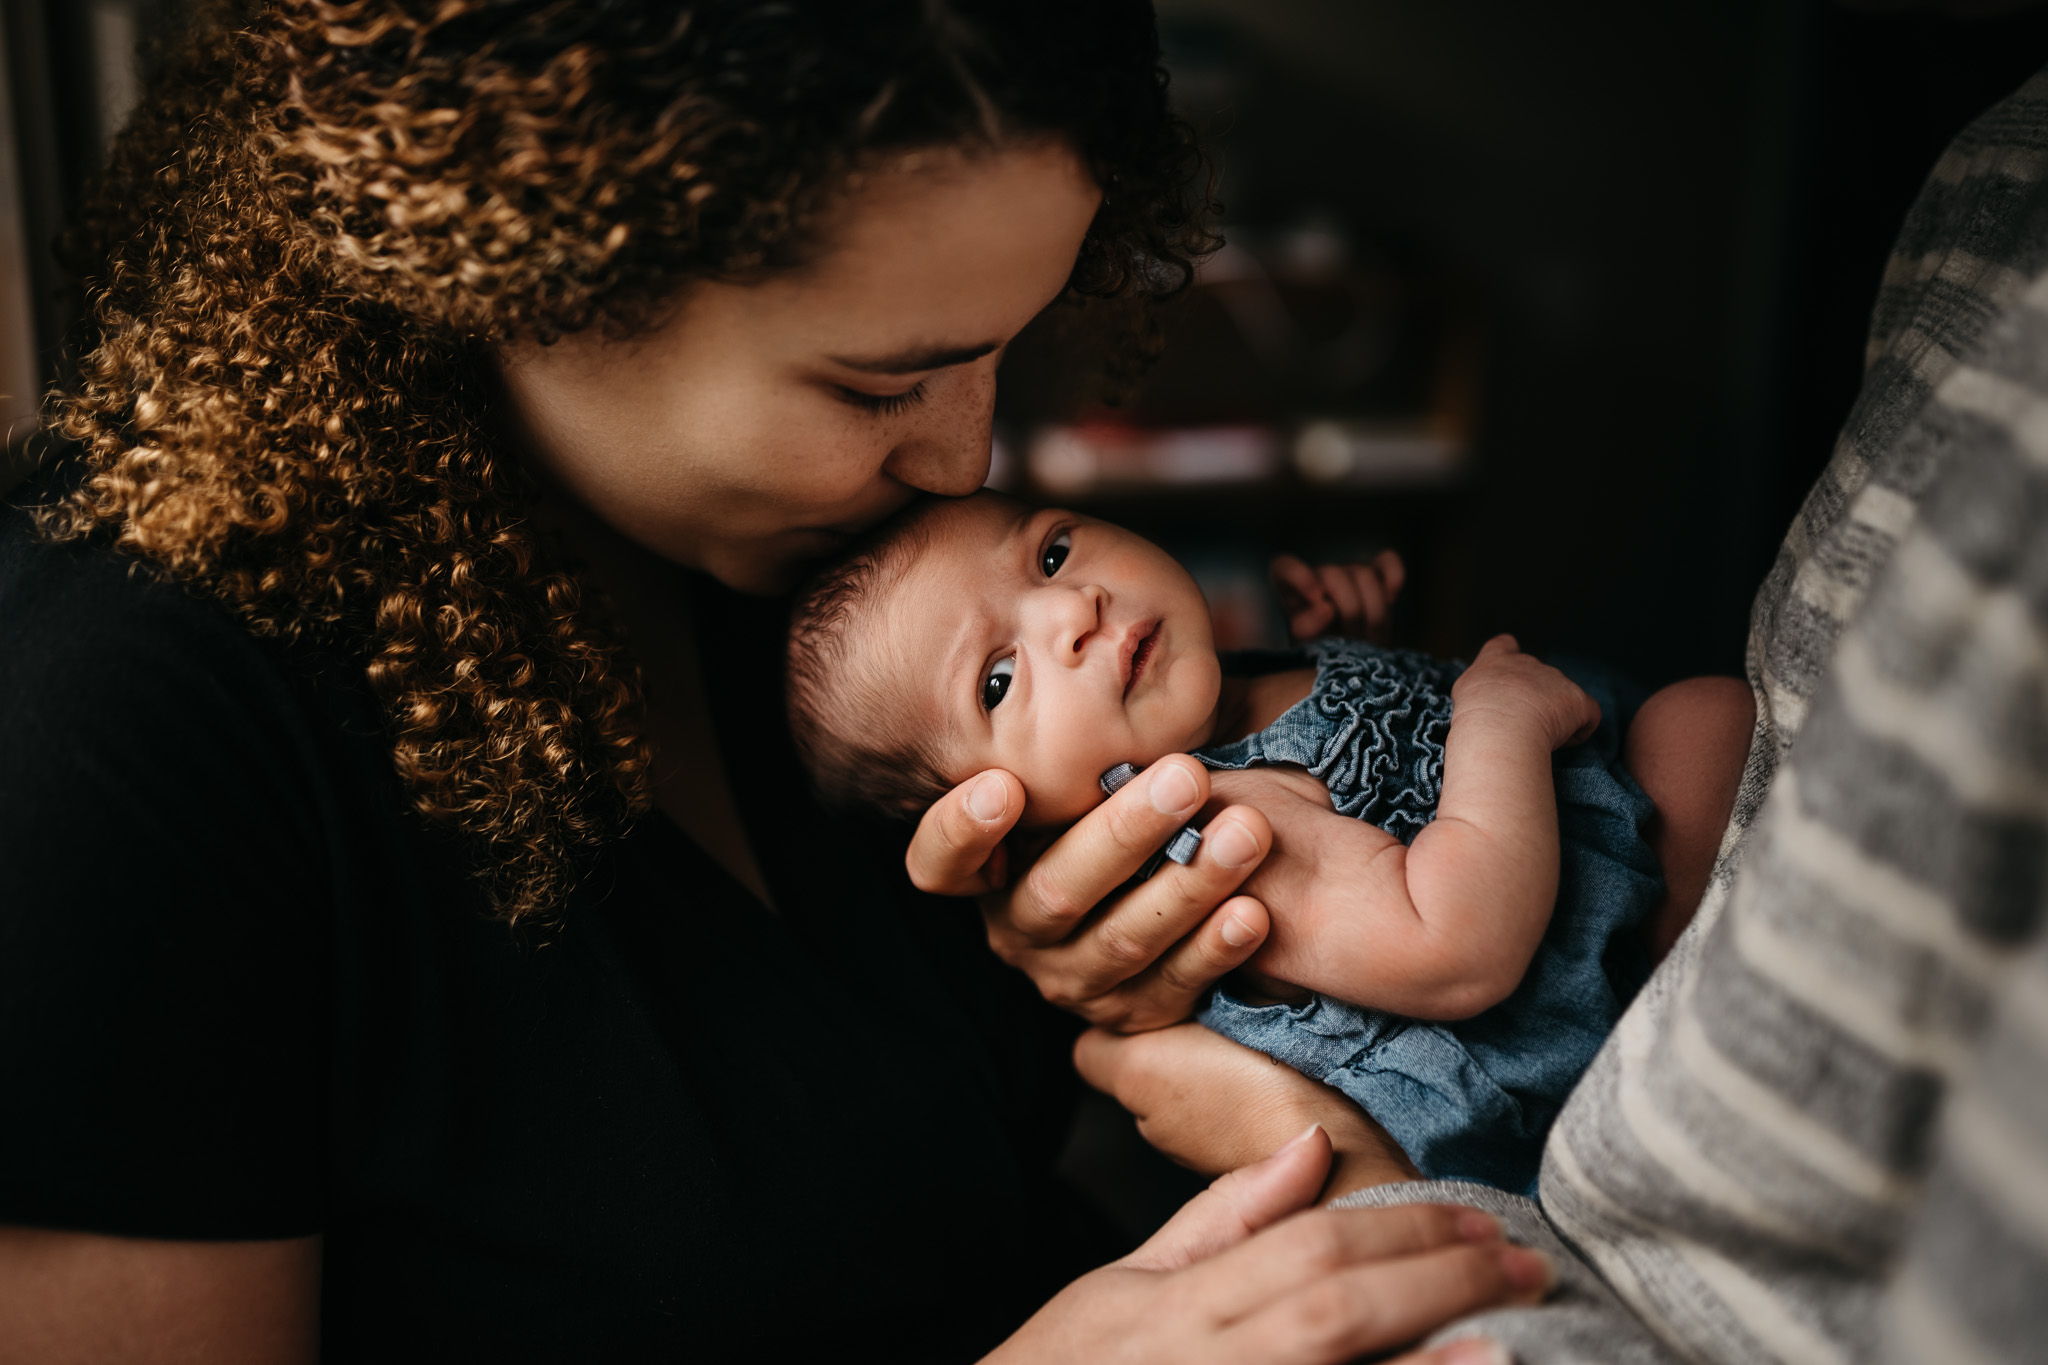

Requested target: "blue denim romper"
[{"left": 1193, "top": 639, "right": 1662, "bottom": 1195}]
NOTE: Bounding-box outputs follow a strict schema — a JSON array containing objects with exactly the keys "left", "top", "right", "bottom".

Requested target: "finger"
[
  {"left": 1347, "top": 564, "right": 1389, "bottom": 639},
  {"left": 1120, "top": 1122, "right": 1334, "bottom": 1273},
  {"left": 1025, "top": 805, "right": 1271, "bottom": 1017},
  {"left": 1375, "top": 548, "right": 1407, "bottom": 605},
  {"left": 904, "top": 769, "right": 1026, "bottom": 896},
  {"left": 1472, "top": 633, "right": 1520, "bottom": 663},
  {"left": 1103, "top": 893, "right": 1270, "bottom": 1032},
  {"left": 1000, "top": 756, "right": 1209, "bottom": 949},
  {"left": 1289, "top": 598, "right": 1336, "bottom": 643},
  {"left": 1220, "top": 1240, "right": 1554, "bottom": 1363},
  {"left": 1317, "top": 564, "right": 1364, "bottom": 631},
  {"left": 1192, "top": 1204, "right": 1513, "bottom": 1326},
  {"left": 1384, "top": 1336, "right": 1513, "bottom": 1365},
  {"left": 1273, "top": 555, "right": 1335, "bottom": 642},
  {"left": 1269, "top": 554, "right": 1324, "bottom": 612}
]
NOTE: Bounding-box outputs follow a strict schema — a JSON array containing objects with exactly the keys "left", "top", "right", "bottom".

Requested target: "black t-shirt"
[{"left": 0, "top": 475, "right": 1109, "bottom": 1360}]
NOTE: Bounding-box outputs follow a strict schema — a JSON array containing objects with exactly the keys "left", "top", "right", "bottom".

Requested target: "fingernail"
[
  {"left": 1282, "top": 1122, "right": 1322, "bottom": 1151},
  {"left": 1148, "top": 763, "right": 1199, "bottom": 815},
  {"left": 1220, "top": 913, "right": 1257, "bottom": 947},
  {"left": 967, "top": 773, "right": 1009, "bottom": 822},
  {"left": 1456, "top": 1210, "right": 1501, "bottom": 1243},
  {"left": 1437, "top": 1338, "right": 1512, "bottom": 1365},
  {"left": 1496, "top": 1245, "right": 1555, "bottom": 1293},
  {"left": 1206, "top": 820, "right": 1259, "bottom": 868}
]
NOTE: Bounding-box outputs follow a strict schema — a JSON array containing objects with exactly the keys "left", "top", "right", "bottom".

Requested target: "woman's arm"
[{"left": 0, "top": 1228, "right": 320, "bottom": 1364}]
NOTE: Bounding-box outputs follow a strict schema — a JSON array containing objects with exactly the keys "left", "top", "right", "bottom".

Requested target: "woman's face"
[{"left": 497, "top": 140, "right": 1102, "bottom": 593}]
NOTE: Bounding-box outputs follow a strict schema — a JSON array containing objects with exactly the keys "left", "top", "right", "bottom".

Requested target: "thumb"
[
  {"left": 905, "top": 768, "right": 1026, "bottom": 895},
  {"left": 1121, "top": 1124, "right": 1331, "bottom": 1273}
]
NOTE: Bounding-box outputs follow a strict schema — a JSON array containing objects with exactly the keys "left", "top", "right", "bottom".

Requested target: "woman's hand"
[
  {"left": 905, "top": 756, "right": 1278, "bottom": 1032},
  {"left": 1451, "top": 636, "right": 1600, "bottom": 750},
  {"left": 985, "top": 1125, "right": 1544, "bottom": 1365},
  {"left": 1271, "top": 550, "right": 1406, "bottom": 644},
  {"left": 1074, "top": 1020, "right": 1419, "bottom": 1200}
]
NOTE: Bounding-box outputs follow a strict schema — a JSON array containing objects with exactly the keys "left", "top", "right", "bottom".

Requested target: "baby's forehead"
[
  {"left": 871, "top": 500, "right": 1006, "bottom": 643},
  {"left": 874, "top": 493, "right": 1025, "bottom": 603},
  {"left": 857, "top": 495, "right": 1026, "bottom": 720}
]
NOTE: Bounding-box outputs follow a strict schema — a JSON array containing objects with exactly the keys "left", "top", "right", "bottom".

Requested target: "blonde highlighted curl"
[{"left": 39, "top": 0, "right": 1216, "bottom": 921}]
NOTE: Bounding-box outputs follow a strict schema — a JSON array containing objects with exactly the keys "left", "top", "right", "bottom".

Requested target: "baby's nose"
[{"left": 1044, "top": 584, "right": 1105, "bottom": 665}]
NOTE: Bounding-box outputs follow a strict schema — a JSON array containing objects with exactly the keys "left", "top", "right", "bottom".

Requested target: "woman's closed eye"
[
  {"left": 837, "top": 380, "right": 928, "bottom": 417},
  {"left": 982, "top": 656, "right": 1016, "bottom": 711}
]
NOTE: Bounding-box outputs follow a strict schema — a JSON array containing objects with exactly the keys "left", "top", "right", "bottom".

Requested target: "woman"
[{"left": 0, "top": 1, "right": 1544, "bottom": 1359}]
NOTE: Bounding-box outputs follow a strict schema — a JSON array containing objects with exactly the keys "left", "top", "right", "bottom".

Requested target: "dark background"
[
  {"left": 990, "top": 0, "right": 2048, "bottom": 693},
  {"left": 8, "top": 0, "right": 2048, "bottom": 682},
  {"left": 5, "top": 0, "right": 2047, "bottom": 1242}
]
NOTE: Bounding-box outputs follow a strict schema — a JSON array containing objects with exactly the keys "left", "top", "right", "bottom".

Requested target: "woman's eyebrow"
[{"left": 828, "top": 340, "right": 999, "bottom": 375}]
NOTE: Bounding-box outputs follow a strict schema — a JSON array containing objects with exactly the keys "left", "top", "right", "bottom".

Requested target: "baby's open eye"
[
  {"left": 982, "top": 656, "right": 1016, "bottom": 711},
  {"left": 1041, "top": 530, "right": 1072, "bottom": 577}
]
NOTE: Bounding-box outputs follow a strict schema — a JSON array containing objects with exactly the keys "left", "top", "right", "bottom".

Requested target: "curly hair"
[{"left": 37, "top": 0, "right": 1215, "bottom": 921}]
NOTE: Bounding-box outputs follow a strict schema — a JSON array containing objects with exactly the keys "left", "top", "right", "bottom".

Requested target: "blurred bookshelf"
[{"left": 992, "top": 215, "right": 1483, "bottom": 657}]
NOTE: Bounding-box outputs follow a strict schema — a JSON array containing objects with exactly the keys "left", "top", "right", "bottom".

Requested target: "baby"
[{"left": 786, "top": 490, "right": 1751, "bottom": 1193}]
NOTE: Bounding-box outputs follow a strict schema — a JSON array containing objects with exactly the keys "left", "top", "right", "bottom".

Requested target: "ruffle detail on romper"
[{"left": 1197, "top": 640, "right": 1466, "bottom": 845}]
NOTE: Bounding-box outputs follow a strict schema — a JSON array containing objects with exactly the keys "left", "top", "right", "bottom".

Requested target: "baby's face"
[{"left": 872, "top": 494, "right": 1222, "bottom": 825}]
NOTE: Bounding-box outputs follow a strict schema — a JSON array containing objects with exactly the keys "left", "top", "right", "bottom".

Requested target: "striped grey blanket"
[{"left": 1335, "top": 65, "right": 2048, "bottom": 1365}]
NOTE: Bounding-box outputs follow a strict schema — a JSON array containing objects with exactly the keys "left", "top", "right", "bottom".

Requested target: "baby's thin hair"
[{"left": 787, "top": 498, "right": 955, "bottom": 819}]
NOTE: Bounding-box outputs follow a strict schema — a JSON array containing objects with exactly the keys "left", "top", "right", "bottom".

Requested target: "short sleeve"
[{"left": 0, "top": 517, "right": 331, "bottom": 1238}]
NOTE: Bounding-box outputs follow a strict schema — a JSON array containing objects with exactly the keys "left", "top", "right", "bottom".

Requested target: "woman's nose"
[{"left": 880, "top": 367, "right": 996, "bottom": 497}]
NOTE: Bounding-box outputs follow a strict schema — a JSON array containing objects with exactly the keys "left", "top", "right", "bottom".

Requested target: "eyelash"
[{"left": 840, "top": 381, "right": 928, "bottom": 417}]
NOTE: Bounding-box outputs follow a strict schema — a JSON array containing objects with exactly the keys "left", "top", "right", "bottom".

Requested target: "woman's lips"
[{"left": 1122, "top": 621, "right": 1161, "bottom": 698}]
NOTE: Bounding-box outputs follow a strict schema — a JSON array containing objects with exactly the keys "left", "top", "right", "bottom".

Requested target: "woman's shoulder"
[
  {"left": 0, "top": 472, "right": 367, "bottom": 902},
  {"left": 2, "top": 472, "right": 287, "bottom": 690}
]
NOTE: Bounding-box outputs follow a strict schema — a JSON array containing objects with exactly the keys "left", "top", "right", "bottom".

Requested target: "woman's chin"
[{"left": 698, "top": 535, "right": 845, "bottom": 595}]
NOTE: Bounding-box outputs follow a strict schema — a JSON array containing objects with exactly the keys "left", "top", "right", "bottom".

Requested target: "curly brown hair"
[{"left": 37, "top": 0, "right": 1215, "bottom": 921}]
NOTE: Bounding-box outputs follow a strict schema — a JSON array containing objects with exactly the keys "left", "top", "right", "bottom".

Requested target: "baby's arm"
[{"left": 1221, "top": 636, "right": 1599, "bottom": 1021}]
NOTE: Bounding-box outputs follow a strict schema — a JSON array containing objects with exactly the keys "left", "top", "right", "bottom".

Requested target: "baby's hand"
[
  {"left": 1451, "top": 635, "right": 1600, "bottom": 750},
  {"left": 1270, "top": 549, "right": 1405, "bottom": 644}
]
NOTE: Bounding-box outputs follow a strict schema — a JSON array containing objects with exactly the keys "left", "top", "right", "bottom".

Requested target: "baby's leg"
[{"left": 1623, "top": 676, "right": 1754, "bottom": 960}]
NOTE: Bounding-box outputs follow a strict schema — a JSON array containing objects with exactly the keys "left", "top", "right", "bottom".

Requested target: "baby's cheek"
[
  {"left": 1021, "top": 765, "right": 1112, "bottom": 828},
  {"left": 1010, "top": 729, "right": 1113, "bottom": 824}
]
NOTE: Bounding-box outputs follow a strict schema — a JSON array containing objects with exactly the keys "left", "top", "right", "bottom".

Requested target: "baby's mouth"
[{"left": 1123, "top": 622, "right": 1161, "bottom": 698}]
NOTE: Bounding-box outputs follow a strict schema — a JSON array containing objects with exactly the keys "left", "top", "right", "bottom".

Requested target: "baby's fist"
[
  {"left": 1271, "top": 549, "right": 1406, "bottom": 644},
  {"left": 1453, "top": 635, "right": 1600, "bottom": 750}
]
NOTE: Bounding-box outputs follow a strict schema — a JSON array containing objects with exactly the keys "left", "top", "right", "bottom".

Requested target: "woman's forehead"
[{"left": 767, "top": 142, "right": 1099, "bottom": 334}]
